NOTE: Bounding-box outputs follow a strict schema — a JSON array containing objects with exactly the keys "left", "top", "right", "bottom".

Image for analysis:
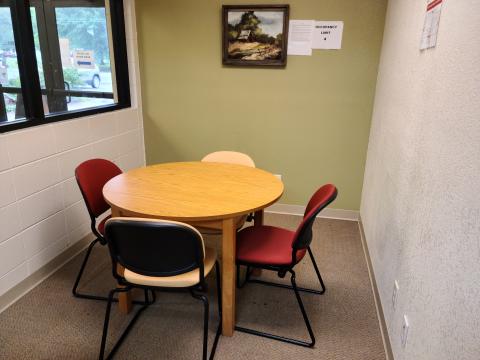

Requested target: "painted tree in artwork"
[
  {"left": 229, "top": 11, "right": 277, "bottom": 44},
  {"left": 237, "top": 11, "right": 261, "bottom": 32}
]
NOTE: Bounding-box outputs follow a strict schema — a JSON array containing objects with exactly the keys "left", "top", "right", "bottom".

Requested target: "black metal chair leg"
[
  {"left": 236, "top": 265, "right": 251, "bottom": 289},
  {"left": 150, "top": 289, "right": 157, "bottom": 303},
  {"left": 236, "top": 265, "right": 240, "bottom": 288},
  {"left": 73, "top": 239, "right": 154, "bottom": 305},
  {"left": 72, "top": 238, "right": 99, "bottom": 298},
  {"left": 239, "top": 247, "right": 326, "bottom": 295},
  {"left": 99, "top": 287, "right": 151, "bottom": 360},
  {"left": 215, "top": 262, "right": 222, "bottom": 316},
  {"left": 72, "top": 238, "right": 118, "bottom": 302},
  {"left": 99, "top": 288, "right": 116, "bottom": 360},
  {"left": 307, "top": 247, "right": 326, "bottom": 294},
  {"left": 209, "top": 262, "right": 222, "bottom": 360},
  {"left": 234, "top": 269, "right": 316, "bottom": 348},
  {"left": 191, "top": 291, "right": 209, "bottom": 360},
  {"left": 290, "top": 271, "right": 315, "bottom": 347},
  {"left": 143, "top": 289, "right": 157, "bottom": 305}
]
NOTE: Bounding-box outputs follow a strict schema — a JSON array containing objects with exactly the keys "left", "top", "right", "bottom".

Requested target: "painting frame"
[{"left": 222, "top": 4, "right": 290, "bottom": 67}]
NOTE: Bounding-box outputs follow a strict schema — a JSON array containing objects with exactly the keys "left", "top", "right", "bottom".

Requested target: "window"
[
  {"left": 0, "top": 0, "right": 130, "bottom": 132},
  {"left": 0, "top": 4, "right": 25, "bottom": 121}
]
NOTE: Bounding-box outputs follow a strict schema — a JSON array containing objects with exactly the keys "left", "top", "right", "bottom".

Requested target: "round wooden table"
[{"left": 103, "top": 161, "right": 284, "bottom": 336}]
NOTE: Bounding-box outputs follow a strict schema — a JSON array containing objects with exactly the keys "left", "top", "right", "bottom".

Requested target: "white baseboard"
[
  {"left": 0, "top": 234, "right": 94, "bottom": 314},
  {"left": 358, "top": 216, "right": 394, "bottom": 360},
  {"left": 266, "top": 203, "right": 359, "bottom": 221}
]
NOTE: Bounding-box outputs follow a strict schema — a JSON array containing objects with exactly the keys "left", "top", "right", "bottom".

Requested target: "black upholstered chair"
[{"left": 100, "top": 218, "right": 221, "bottom": 360}]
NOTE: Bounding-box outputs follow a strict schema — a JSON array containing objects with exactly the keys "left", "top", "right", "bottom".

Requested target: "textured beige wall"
[
  {"left": 361, "top": 0, "right": 480, "bottom": 359},
  {"left": 135, "top": 0, "right": 386, "bottom": 210}
]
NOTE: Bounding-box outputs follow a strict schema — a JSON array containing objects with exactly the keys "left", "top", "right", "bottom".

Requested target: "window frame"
[{"left": 0, "top": 0, "right": 130, "bottom": 133}]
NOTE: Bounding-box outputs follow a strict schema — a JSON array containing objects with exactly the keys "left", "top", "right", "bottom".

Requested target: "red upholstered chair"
[
  {"left": 235, "top": 184, "right": 338, "bottom": 347},
  {"left": 72, "top": 158, "right": 122, "bottom": 301}
]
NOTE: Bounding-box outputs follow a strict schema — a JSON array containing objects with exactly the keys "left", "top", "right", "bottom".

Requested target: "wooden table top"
[{"left": 103, "top": 161, "right": 284, "bottom": 221}]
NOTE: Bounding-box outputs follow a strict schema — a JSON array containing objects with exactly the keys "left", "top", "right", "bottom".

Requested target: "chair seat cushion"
[
  {"left": 123, "top": 247, "right": 217, "bottom": 288},
  {"left": 236, "top": 226, "right": 306, "bottom": 266}
]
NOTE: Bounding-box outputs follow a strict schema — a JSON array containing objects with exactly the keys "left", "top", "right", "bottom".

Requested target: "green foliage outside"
[
  {"left": 55, "top": 7, "right": 110, "bottom": 65},
  {"left": 8, "top": 77, "right": 20, "bottom": 87},
  {"left": 0, "top": 6, "right": 110, "bottom": 66},
  {"left": 8, "top": 66, "right": 93, "bottom": 89},
  {"left": 62, "top": 68, "right": 82, "bottom": 85}
]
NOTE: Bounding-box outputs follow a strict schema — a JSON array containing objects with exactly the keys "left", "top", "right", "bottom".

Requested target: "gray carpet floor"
[{"left": 0, "top": 213, "right": 385, "bottom": 360}]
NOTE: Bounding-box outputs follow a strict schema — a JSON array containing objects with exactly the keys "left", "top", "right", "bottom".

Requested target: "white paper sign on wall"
[
  {"left": 420, "top": 0, "right": 443, "bottom": 50},
  {"left": 312, "top": 21, "right": 344, "bottom": 50},
  {"left": 287, "top": 20, "right": 314, "bottom": 56}
]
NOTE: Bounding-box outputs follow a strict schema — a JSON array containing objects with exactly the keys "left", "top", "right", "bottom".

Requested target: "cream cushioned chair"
[
  {"left": 201, "top": 150, "right": 255, "bottom": 168},
  {"left": 200, "top": 151, "right": 256, "bottom": 235},
  {"left": 99, "top": 218, "right": 221, "bottom": 360}
]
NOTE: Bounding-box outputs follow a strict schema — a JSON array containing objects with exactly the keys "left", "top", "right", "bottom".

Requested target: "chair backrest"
[
  {"left": 291, "top": 184, "right": 338, "bottom": 258},
  {"left": 105, "top": 218, "right": 206, "bottom": 280},
  {"left": 75, "top": 158, "right": 122, "bottom": 219},
  {"left": 201, "top": 151, "right": 255, "bottom": 168}
]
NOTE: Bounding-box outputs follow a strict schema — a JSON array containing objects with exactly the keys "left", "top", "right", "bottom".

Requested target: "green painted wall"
[{"left": 135, "top": 0, "right": 386, "bottom": 210}]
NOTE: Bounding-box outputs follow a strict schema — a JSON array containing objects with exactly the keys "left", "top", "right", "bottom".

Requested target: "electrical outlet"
[
  {"left": 392, "top": 280, "right": 399, "bottom": 310},
  {"left": 401, "top": 315, "right": 409, "bottom": 348},
  {"left": 274, "top": 174, "right": 282, "bottom": 181}
]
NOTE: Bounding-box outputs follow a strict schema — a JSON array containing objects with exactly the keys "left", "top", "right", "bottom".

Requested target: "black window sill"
[{"left": 0, "top": 102, "right": 131, "bottom": 134}]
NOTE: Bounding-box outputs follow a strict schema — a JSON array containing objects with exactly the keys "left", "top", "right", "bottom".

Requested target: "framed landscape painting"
[{"left": 222, "top": 5, "right": 289, "bottom": 66}]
